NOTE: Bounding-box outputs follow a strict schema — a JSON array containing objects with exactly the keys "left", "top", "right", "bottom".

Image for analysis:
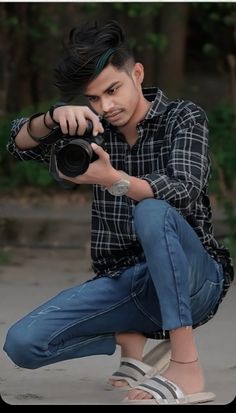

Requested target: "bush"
[
  {"left": 208, "top": 102, "right": 236, "bottom": 258},
  {"left": 208, "top": 102, "right": 236, "bottom": 195}
]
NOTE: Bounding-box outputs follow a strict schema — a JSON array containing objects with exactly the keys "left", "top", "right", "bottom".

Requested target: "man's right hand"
[{"left": 48, "top": 105, "right": 104, "bottom": 136}]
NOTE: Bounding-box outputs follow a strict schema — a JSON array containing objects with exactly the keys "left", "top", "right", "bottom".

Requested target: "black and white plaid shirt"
[{"left": 7, "top": 87, "right": 234, "bottom": 328}]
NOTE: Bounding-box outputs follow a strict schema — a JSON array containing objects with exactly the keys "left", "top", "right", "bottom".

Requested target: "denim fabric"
[{"left": 3, "top": 199, "right": 224, "bottom": 369}]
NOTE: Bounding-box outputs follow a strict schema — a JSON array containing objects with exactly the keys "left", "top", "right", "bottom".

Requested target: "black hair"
[{"left": 54, "top": 20, "right": 135, "bottom": 100}]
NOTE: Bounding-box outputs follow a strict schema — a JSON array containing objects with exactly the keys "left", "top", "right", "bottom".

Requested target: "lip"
[{"left": 105, "top": 111, "right": 122, "bottom": 121}]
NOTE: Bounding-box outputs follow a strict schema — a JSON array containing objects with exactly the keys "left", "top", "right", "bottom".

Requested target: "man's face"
[{"left": 84, "top": 63, "right": 143, "bottom": 128}]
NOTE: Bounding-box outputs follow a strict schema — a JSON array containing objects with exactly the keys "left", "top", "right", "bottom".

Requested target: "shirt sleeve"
[
  {"left": 142, "top": 105, "right": 210, "bottom": 214},
  {"left": 6, "top": 118, "right": 52, "bottom": 165}
]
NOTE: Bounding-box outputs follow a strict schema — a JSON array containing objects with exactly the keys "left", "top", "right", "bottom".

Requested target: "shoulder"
[{"left": 165, "top": 99, "right": 208, "bottom": 129}]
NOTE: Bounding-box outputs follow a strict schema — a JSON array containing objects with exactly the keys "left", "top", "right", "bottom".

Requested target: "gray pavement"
[
  {"left": 0, "top": 198, "right": 235, "bottom": 405},
  {"left": 0, "top": 247, "right": 235, "bottom": 405}
]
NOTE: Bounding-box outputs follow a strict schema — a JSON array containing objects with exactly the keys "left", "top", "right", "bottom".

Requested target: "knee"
[
  {"left": 133, "top": 199, "right": 170, "bottom": 237},
  {"left": 3, "top": 324, "right": 41, "bottom": 369},
  {"left": 134, "top": 199, "right": 169, "bottom": 219}
]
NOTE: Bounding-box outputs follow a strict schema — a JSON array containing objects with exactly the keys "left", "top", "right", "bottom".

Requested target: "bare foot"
[
  {"left": 128, "top": 359, "right": 205, "bottom": 400},
  {"left": 108, "top": 332, "right": 147, "bottom": 388}
]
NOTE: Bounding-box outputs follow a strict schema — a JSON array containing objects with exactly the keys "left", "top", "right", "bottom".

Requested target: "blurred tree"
[
  {"left": 157, "top": 2, "right": 190, "bottom": 95},
  {"left": 3, "top": 3, "right": 32, "bottom": 112},
  {"left": 187, "top": 2, "right": 236, "bottom": 75},
  {"left": 2, "top": 1, "right": 236, "bottom": 112},
  {"left": 0, "top": 3, "right": 21, "bottom": 115}
]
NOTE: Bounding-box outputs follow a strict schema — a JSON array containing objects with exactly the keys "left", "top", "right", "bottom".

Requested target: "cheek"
[{"left": 127, "top": 91, "right": 139, "bottom": 111}]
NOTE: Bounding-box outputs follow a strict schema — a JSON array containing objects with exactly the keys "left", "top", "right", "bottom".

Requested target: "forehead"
[{"left": 84, "top": 64, "right": 128, "bottom": 96}]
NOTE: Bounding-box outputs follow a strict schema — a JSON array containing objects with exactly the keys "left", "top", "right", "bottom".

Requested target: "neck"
[{"left": 119, "top": 97, "right": 152, "bottom": 146}]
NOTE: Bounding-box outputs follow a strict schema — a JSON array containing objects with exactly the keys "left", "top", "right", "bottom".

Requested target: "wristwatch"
[{"left": 107, "top": 178, "right": 130, "bottom": 196}]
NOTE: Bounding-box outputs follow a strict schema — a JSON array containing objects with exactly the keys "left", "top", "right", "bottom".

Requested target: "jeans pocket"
[
  {"left": 131, "top": 261, "right": 149, "bottom": 294},
  {"left": 191, "top": 278, "right": 224, "bottom": 325}
]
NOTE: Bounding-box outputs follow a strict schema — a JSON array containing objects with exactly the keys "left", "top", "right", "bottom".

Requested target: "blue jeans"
[{"left": 3, "top": 200, "right": 224, "bottom": 369}]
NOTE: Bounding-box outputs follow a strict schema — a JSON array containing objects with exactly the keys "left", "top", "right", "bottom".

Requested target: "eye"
[
  {"left": 88, "top": 96, "right": 98, "bottom": 103},
  {"left": 108, "top": 86, "right": 119, "bottom": 95}
]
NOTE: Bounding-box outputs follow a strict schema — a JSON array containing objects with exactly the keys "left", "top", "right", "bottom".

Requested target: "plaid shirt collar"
[{"left": 142, "top": 87, "right": 169, "bottom": 119}]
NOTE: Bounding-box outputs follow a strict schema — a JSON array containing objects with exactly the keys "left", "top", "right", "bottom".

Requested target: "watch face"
[{"left": 108, "top": 179, "right": 130, "bottom": 196}]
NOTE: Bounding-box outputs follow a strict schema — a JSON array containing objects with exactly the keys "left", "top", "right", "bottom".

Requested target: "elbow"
[{"left": 175, "top": 186, "right": 200, "bottom": 213}]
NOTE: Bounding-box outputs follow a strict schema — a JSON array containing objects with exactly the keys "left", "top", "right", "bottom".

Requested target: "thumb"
[
  {"left": 91, "top": 142, "right": 103, "bottom": 153},
  {"left": 91, "top": 142, "right": 108, "bottom": 160}
]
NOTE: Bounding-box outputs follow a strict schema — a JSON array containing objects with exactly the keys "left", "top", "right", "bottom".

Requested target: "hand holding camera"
[
  {"left": 49, "top": 104, "right": 104, "bottom": 137},
  {"left": 54, "top": 122, "right": 106, "bottom": 177},
  {"left": 27, "top": 103, "right": 120, "bottom": 186},
  {"left": 43, "top": 103, "right": 106, "bottom": 180}
]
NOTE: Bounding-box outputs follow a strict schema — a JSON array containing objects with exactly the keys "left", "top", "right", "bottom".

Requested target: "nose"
[{"left": 100, "top": 97, "right": 114, "bottom": 114}]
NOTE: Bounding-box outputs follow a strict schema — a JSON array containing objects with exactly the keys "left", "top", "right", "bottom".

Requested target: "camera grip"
[{"left": 86, "top": 119, "right": 93, "bottom": 133}]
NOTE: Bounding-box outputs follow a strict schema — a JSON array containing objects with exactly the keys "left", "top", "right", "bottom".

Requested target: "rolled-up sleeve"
[
  {"left": 142, "top": 108, "right": 210, "bottom": 214},
  {"left": 7, "top": 118, "right": 52, "bottom": 165}
]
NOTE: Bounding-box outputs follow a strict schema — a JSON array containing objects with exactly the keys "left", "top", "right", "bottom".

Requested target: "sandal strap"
[
  {"left": 135, "top": 374, "right": 184, "bottom": 401},
  {"left": 111, "top": 357, "right": 156, "bottom": 384}
]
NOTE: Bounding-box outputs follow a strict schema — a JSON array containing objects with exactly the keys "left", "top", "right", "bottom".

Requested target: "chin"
[
  {"left": 112, "top": 117, "right": 130, "bottom": 127},
  {"left": 112, "top": 121, "right": 126, "bottom": 127}
]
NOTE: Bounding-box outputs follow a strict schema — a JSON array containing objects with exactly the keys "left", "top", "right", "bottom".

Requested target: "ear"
[{"left": 132, "top": 62, "right": 144, "bottom": 85}]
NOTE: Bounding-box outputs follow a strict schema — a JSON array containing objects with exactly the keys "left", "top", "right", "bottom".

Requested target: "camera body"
[{"left": 49, "top": 122, "right": 105, "bottom": 179}]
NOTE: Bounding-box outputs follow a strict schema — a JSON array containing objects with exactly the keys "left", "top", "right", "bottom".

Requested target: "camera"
[
  {"left": 56, "top": 133, "right": 105, "bottom": 177},
  {"left": 49, "top": 120, "right": 105, "bottom": 179}
]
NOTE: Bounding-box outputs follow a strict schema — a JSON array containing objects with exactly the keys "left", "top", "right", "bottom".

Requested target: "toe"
[
  {"left": 128, "top": 389, "right": 153, "bottom": 400},
  {"left": 108, "top": 379, "right": 130, "bottom": 388}
]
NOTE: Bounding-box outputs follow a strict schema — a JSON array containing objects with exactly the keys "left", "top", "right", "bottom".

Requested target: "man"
[{"left": 3, "top": 20, "right": 234, "bottom": 404}]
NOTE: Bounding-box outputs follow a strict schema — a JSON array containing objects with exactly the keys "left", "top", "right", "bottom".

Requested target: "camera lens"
[{"left": 56, "top": 139, "right": 92, "bottom": 177}]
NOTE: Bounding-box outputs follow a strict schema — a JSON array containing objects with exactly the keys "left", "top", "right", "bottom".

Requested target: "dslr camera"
[{"left": 49, "top": 120, "right": 105, "bottom": 181}]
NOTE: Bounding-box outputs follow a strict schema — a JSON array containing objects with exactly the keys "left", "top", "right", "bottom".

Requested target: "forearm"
[
  {"left": 104, "top": 171, "right": 154, "bottom": 201},
  {"left": 126, "top": 176, "right": 154, "bottom": 201},
  {"left": 92, "top": 163, "right": 154, "bottom": 201},
  {"left": 15, "top": 112, "right": 55, "bottom": 150}
]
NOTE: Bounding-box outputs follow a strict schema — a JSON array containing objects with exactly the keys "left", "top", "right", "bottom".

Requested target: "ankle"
[
  {"left": 170, "top": 358, "right": 198, "bottom": 364},
  {"left": 163, "top": 360, "right": 205, "bottom": 394},
  {"left": 116, "top": 332, "right": 147, "bottom": 360}
]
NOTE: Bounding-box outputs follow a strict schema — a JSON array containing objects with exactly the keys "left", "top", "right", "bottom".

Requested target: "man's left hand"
[{"left": 58, "top": 143, "right": 122, "bottom": 187}]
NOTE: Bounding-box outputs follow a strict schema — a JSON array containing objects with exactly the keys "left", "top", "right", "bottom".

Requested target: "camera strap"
[{"left": 49, "top": 145, "right": 61, "bottom": 182}]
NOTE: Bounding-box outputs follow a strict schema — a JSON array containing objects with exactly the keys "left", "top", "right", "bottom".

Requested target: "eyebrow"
[{"left": 84, "top": 81, "right": 120, "bottom": 98}]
